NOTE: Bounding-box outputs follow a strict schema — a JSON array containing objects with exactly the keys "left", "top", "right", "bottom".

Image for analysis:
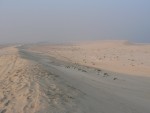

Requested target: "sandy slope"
[
  {"left": 0, "top": 47, "right": 47, "bottom": 113},
  {"left": 30, "top": 40, "right": 150, "bottom": 76},
  {"left": 0, "top": 46, "right": 81, "bottom": 113}
]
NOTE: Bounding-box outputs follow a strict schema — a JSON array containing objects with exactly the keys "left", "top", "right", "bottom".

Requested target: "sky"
[{"left": 0, "top": 0, "right": 150, "bottom": 43}]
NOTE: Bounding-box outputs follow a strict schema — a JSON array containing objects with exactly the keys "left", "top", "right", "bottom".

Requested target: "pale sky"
[{"left": 0, "top": 0, "right": 150, "bottom": 43}]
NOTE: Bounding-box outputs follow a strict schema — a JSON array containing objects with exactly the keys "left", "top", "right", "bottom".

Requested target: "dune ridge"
[{"left": 0, "top": 47, "right": 81, "bottom": 113}]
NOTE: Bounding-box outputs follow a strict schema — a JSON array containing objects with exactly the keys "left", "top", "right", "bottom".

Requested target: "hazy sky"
[{"left": 0, "top": 0, "right": 150, "bottom": 43}]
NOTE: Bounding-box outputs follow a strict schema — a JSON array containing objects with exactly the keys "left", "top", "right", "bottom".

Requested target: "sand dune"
[{"left": 30, "top": 40, "right": 150, "bottom": 76}]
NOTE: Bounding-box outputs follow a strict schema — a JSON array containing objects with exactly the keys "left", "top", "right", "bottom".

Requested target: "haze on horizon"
[{"left": 0, "top": 0, "right": 150, "bottom": 44}]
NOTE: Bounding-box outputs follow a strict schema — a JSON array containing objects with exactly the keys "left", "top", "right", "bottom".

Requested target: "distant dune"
[{"left": 30, "top": 40, "right": 150, "bottom": 76}]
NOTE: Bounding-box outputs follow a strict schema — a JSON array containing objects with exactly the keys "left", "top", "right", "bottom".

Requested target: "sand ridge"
[
  {"left": 0, "top": 47, "right": 81, "bottom": 113},
  {"left": 0, "top": 47, "right": 44, "bottom": 113}
]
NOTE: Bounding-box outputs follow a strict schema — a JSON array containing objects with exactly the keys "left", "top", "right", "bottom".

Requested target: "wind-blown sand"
[{"left": 0, "top": 40, "right": 150, "bottom": 113}]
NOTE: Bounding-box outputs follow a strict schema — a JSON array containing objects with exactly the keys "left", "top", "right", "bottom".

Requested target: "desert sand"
[
  {"left": 0, "top": 46, "right": 81, "bottom": 113},
  {"left": 0, "top": 40, "right": 150, "bottom": 113},
  {"left": 30, "top": 40, "right": 150, "bottom": 76}
]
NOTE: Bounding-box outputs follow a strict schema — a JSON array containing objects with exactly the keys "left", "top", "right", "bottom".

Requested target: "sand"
[
  {"left": 0, "top": 47, "right": 45, "bottom": 112},
  {"left": 30, "top": 40, "right": 150, "bottom": 76},
  {"left": 0, "top": 40, "right": 150, "bottom": 113},
  {"left": 0, "top": 46, "right": 81, "bottom": 113}
]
